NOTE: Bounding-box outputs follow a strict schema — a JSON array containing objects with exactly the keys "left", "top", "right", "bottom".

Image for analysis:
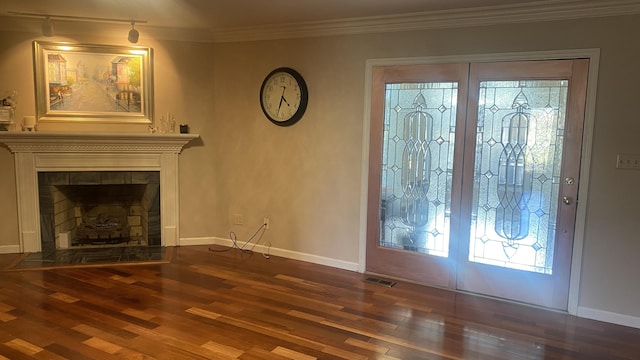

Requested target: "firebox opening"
[
  {"left": 57, "top": 184, "right": 150, "bottom": 246},
  {"left": 38, "top": 171, "right": 160, "bottom": 252}
]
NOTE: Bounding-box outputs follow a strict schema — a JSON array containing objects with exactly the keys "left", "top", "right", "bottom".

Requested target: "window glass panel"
[
  {"left": 470, "top": 79, "right": 569, "bottom": 274},
  {"left": 380, "top": 82, "right": 458, "bottom": 257}
]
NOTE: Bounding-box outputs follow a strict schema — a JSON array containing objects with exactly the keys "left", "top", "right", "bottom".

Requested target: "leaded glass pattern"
[
  {"left": 380, "top": 82, "right": 458, "bottom": 257},
  {"left": 470, "top": 80, "right": 569, "bottom": 274}
]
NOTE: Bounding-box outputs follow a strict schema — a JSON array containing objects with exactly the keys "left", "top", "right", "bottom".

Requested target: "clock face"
[{"left": 260, "top": 67, "right": 308, "bottom": 126}]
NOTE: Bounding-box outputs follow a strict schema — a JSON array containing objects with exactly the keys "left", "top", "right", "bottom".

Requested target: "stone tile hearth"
[{"left": 8, "top": 245, "right": 169, "bottom": 269}]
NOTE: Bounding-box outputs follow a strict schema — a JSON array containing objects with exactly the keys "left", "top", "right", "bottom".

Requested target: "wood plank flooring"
[{"left": 0, "top": 245, "right": 638, "bottom": 359}]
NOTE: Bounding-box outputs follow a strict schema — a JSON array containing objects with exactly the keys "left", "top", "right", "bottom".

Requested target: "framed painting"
[{"left": 33, "top": 41, "right": 153, "bottom": 123}]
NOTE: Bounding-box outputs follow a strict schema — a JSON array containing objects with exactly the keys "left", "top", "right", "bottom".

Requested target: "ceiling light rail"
[
  {"left": 7, "top": 11, "right": 147, "bottom": 25},
  {"left": 7, "top": 11, "right": 147, "bottom": 43}
]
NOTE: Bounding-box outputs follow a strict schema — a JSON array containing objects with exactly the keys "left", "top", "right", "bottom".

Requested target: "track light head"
[
  {"left": 41, "top": 16, "right": 54, "bottom": 37},
  {"left": 128, "top": 21, "right": 139, "bottom": 43}
]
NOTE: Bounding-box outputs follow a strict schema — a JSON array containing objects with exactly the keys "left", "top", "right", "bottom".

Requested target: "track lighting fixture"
[
  {"left": 128, "top": 21, "right": 139, "bottom": 43},
  {"left": 41, "top": 16, "right": 54, "bottom": 37},
  {"left": 8, "top": 11, "right": 146, "bottom": 42}
]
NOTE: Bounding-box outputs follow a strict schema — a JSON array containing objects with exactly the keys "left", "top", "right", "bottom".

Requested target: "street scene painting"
[{"left": 33, "top": 42, "right": 153, "bottom": 123}]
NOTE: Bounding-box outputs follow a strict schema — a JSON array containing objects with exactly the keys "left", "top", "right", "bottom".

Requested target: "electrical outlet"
[
  {"left": 263, "top": 218, "right": 270, "bottom": 229},
  {"left": 233, "top": 214, "right": 244, "bottom": 225},
  {"left": 617, "top": 154, "right": 640, "bottom": 170}
]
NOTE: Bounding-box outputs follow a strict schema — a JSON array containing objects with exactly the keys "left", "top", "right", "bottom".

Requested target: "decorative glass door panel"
[
  {"left": 380, "top": 82, "right": 458, "bottom": 257},
  {"left": 366, "top": 63, "right": 469, "bottom": 288},
  {"left": 469, "top": 80, "right": 568, "bottom": 274},
  {"left": 457, "top": 60, "right": 588, "bottom": 309}
]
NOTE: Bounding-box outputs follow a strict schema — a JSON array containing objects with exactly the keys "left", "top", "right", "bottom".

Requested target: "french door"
[{"left": 366, "top": 59, "right": 589, "bottom": 310}]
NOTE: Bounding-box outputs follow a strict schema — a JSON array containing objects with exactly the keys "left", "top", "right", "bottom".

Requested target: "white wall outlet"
[
  {"left": 616, "top": 154, "right": 640, "bottom": 170},
  {"left": 264, "top": 218, "right": 270, "bottom": 229},
  {"left": 233, "top": 214, "right": 244, "bottom": 225}
]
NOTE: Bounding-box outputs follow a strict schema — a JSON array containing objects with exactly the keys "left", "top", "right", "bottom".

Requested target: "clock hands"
[{"left": 276, "top": 86, "right": 291, "bottom": 118}]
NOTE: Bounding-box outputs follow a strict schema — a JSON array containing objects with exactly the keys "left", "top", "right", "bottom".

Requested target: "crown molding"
[
  {"left": 1, "top": 0, "right": 639, "bottom": 43},
  {"left": 210, "top": 0, "right": 640, "bottom": 42}
]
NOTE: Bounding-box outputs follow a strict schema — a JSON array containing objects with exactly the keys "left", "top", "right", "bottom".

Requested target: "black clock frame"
[{"left": 260, "top": 67, "right": 309, "bottom": 127}]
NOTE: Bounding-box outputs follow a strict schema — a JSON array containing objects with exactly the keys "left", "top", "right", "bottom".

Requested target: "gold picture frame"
[{"left": 33, "top": 41, "right": 153, "bottom": 123}]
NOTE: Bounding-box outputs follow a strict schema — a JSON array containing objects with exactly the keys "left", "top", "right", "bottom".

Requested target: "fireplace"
[
  {"left": 38, "top": 171, "right": 161, "bottom": 250},
  {"left": 0, "top": 132, "right": 198, "bottom": 253}
]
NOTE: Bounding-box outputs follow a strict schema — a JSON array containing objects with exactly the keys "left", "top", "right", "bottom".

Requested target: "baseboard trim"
[
  {"left": 577, "top": 306, "right": 640, "bottom": 329},
  {"left": 179, "top": 236, "right": 220, "bottom": 247},
  {"left": 0, "top": 245, "right": 21, "bottom": 254},
  {"left": 179, "top": 236, "right": 359, "bottom": 272}
]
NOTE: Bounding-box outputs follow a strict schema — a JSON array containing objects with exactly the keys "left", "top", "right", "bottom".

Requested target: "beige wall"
[{"left": 1, "top": 14, "right": 639, "bottom": 323}]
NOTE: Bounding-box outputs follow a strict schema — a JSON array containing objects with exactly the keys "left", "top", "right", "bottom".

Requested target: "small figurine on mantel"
[{"left": 0, "top": 90, "right": 17, "bottom": 131}]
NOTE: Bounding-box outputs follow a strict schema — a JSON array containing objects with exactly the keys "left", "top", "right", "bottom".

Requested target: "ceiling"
[
  {"left": 3, "top": 0, "right": 640, "bottom": 42},
  {"left": 2, "top": 0, "right": 567, "bottom": 29}
]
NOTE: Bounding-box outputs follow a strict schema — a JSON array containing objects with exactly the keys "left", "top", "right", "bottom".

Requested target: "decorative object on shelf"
[
  {"left": 33, "top": 41, "right": 154, "bottom": 124},
  {"left": 157, "top": 112, "right": 176, "bottom": 133},
  {"left": 179, "top": 124, "right": 189, "bottom": 134},
  {"left": 0, "top": 90, "right": 17, "bottom": 131},
  {"left": 148, "top": 112, "right": 178, "bottom": 134},
  {"left": 22, "top": 116, "right": 37, "bottom": 132},
  {"left": 260, "top": 67, "right": 308, "bottom": 127}
]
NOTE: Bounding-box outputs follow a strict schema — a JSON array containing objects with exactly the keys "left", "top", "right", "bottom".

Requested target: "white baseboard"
[
  {"left": 577, "top": 306, "right": 640, "bottom": 329},
  {"left": 0, "top": 245, "right": 21, "bottom": 254},
  {"left": 179, "top": 236, "right": 359, "bottom": 272},
  {"left": 179, "top": 236, "right": 220, "bottom": 247}
]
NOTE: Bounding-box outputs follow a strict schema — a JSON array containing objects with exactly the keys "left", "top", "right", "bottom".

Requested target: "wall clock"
[{"left": 260, "top": 67, "right": 308, "bottom": 126}]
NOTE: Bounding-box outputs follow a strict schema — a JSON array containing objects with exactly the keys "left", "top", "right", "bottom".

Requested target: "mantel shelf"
[{"left": 0, "top": 132, "right": 200, "bottom": 154}]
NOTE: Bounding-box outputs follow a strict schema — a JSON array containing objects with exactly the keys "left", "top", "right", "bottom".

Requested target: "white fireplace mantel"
[{"left": 0, "top": 131, "right": 199, "bottom": 252}]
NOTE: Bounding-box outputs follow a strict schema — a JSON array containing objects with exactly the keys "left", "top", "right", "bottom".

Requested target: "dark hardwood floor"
[{"left": 0, "top": 245, "right": 638, "bottom": 359}]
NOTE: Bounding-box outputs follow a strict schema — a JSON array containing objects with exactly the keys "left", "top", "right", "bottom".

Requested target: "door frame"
[{"left": 358, "top": 49, "right": 600, "bottom": 315}]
